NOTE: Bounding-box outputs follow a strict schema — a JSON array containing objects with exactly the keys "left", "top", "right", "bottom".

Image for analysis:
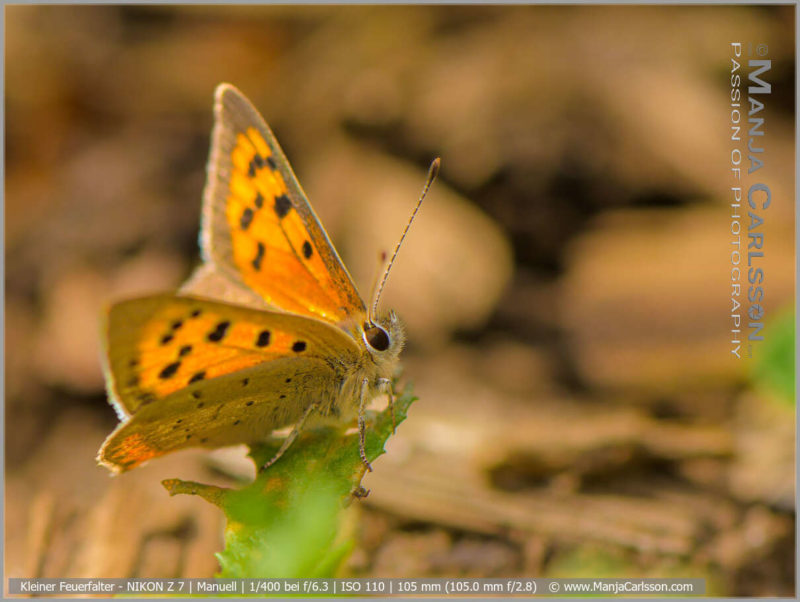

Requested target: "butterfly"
[{"left": 98, "top": 83, "right": 438, "bottom": 474}]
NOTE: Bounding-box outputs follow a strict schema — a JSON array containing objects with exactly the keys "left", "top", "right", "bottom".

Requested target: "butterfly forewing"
[
  {"left": 201, "top": 84, "right": 365, "bottom": 324},
  {"left": 104, "top": 295, "right": 360, "bottom": 419},
  {"left": 180, "top": 262, "right": 270, "bottom": 312}
]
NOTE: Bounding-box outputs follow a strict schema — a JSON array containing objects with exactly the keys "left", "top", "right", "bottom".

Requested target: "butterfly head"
[
  {"left": 362, "top": 311, "right": 405, "bottom": 372},
  {"left": 364, "top": 157, "right": 439, "bottom": 368}
]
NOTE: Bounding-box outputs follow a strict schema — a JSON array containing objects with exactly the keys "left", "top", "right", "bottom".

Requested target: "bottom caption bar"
[{"left": 9, "top": 578, "right": 705, "bottom": 596}]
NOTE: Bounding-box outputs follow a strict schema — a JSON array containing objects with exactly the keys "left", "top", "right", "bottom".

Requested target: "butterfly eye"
[{"left": 364, "top": 324, "right": 390, "bottom": 352}]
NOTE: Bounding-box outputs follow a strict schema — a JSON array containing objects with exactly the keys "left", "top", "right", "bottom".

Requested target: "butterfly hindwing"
[
  {"left": 99, "top": 356, "right": 342, "bottom": 473},
  {"left": 201, "top": 83, "right": 365, "bottom": 324}
]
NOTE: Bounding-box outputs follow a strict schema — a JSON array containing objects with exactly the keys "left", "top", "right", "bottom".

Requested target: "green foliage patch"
[{"left": 163, "top": 386, "right": 416, "bottom": 578}]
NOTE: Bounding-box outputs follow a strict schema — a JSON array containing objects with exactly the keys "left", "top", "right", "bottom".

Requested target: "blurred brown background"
[{"left": 4, "top": 5, "right": 795, "bottom": 595}]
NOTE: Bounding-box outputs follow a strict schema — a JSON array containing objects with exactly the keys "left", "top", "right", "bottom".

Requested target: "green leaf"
[
  {"left": 163, "top": 385, "right": 417, "bottom": 578},
  {"left": 751, "top": 309, "right": 795, "bottom": 406}
]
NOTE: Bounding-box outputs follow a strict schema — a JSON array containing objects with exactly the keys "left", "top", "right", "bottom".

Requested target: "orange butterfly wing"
[
  {"left": 99, "top": 294, "right": 361, "bottom": 472},
  {"left": 104, "top": 295, "right": 360, "bottom": 416},
  {"left": 200, "top": 83, "right": 365, "bottom": 325}
]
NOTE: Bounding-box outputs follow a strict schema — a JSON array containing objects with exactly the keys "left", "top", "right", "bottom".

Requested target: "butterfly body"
[{"left": 98, "top": 84, "right": 409, "bottom": 473}]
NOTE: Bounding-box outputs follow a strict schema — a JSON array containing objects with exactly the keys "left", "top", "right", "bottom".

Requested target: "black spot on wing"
[
  {"left": 240, "top": 207, "right": 254, "bottom": 230},
  {"left": 159, "top": 361, "right": 181, "bottom": 379},
  {"left": 256, "top": 330, "right": 271, "bottom": 347},
  {"left": 292, "top": 341, "right": 307, "bottom": 353},
  {"left": 302, "top": 240, "right": 313, "bottom": 259},
  {"left": 247, "top": 158, "right": 257, "bottom": 178},
  {"left": 207, "top": 321, "right": 230, "bottom": 342},
  {"left": 189, "top": 371, "right": 206, "bottom": 384},
  {"left": 274, "top": 195, "right": 292, "bottom": 218},
  {"left": 252, "top": 242, "right": 265, "bottom": 271}
]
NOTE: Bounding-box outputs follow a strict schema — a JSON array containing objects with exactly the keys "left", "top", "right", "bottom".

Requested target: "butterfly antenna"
[
  {"left": 369, "top": 158, "right": 440, "bottom": 323},
  {"left": 367, "top": 250, "right": 389, "bottom": 313}
]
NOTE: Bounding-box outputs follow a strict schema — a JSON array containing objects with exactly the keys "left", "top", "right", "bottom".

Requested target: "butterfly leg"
[
  {"left": 358, "top": 377, "right": 373, "bottom": 472},
  {"left": 377, "top": 377, "right": 396, "bottom": 434},
  {"left": 261, "top": 400, "right": 319, "bottom": 472}
]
